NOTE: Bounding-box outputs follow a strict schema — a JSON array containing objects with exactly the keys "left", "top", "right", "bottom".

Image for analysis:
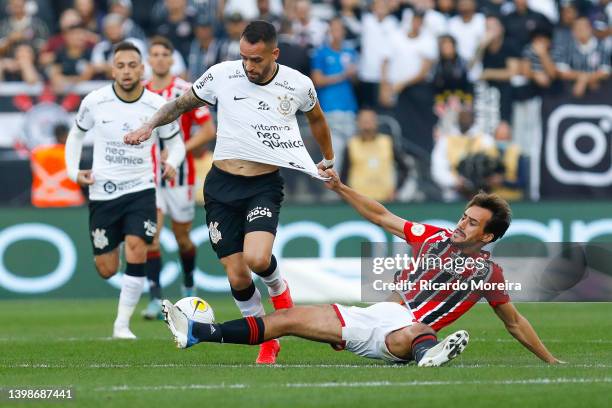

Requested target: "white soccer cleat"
[
  {"left": 417, "top": 330, "right": 469, "bottom": 367},
  {"left": 162, "top": 299, "right": 191, "bottom": 349},
  {"left": 112, "top": 325, "right": 137, "bottom": 340}
]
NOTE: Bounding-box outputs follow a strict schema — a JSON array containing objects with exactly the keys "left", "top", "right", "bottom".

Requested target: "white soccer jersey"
[
  {"left": 191, "top": 60, "right": 323, "bottom": 178},
  {"left": 75, "top": 85, "right": 180, "bottom": 201}
]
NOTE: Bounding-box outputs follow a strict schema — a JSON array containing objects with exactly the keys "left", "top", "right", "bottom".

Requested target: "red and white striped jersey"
[
  {"left": 145, "top": 76, "right": 212, "bottom": 188},
  {"left": 395, "top": 221, "right": 510, "bottom": 332}
]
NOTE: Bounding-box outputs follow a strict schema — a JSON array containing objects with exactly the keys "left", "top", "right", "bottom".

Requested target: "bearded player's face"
[
  {"left": 451, "top": 206, "right": 494, "bottom": 247},
  {"left": 112, "top": 50, "right": 144, "bottom": 92},
  {"left": 239, "top": 38, "right": 279, "bottom": 84}
]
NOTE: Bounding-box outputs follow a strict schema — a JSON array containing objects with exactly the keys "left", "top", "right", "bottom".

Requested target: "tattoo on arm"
[{"left": 148, "top": 89, "right": 205, "bottom": 128}]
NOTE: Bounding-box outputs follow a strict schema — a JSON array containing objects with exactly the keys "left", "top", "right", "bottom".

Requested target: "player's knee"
[
  {"left": 227, "top": 273, "right": 252, "bottom": 290},
  {"left": 243, "top": 252, "right": 271, "bottom": 274},
  {"left": 175, "top": 236, "right": 193, "bottom": 253},
  {"left": 95, "top": 258, "right": 117, "bottom": 279}
]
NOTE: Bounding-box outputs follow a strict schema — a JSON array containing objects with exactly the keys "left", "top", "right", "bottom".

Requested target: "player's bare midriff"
[{"left": 214, "top": 159, "right": 279, "bottom": 177}]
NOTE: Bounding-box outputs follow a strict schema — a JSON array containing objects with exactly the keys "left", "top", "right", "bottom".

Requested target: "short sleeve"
[
  {"left": 156, "top": 120, "right": 181, "bottom": 140},
  {"left": 192, "top": 64, "right": 219, "bottom": 106},
  {"left": 191, "top": 105, "right": 211, "bottom": 125},
  {"left": 298, "top": 75, "right": 318, "bottom": 112},
  {"left": 75, "top": 93, "right": 94, "bottom": 131},
  {"left": 484, "top": 264, "right": 511, "bottom": 307}
]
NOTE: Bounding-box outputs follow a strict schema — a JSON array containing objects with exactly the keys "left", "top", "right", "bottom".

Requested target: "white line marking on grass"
[{"left": 94, "top": 377, "right": 612, "bottom": 392}]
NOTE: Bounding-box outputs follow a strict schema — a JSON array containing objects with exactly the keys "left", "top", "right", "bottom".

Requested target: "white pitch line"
[
  {"left": 94, "top": 377, "right": 612, "bottom": 392},
  {"left": 5, "top": 363, "right": 612, "bottom": 369}
]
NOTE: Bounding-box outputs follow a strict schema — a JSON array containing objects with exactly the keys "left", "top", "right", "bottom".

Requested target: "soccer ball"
[{"left": 174, "top": 297, "right": 215, "bottom": 324}]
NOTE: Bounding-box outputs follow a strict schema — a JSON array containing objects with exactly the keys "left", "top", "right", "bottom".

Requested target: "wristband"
[{"left": 322, "top": 157, "right": 335, "bottom": 169}]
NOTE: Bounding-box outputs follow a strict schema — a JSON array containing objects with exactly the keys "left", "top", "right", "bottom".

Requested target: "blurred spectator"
[
  {"left": 187, "top": 16, "right": 221, "bottom": 82},
  {"left": 472, "top": 15, "right": 520, "bottom": 121},
  {"left": 218, "top": 12, "right": 247, "bottom": 62},
  {"left": 39, "top": 8, "right": 98, "bottom": 67},
  {"left": 553, "top": 0, "right": 579, "bottom": 58},
  {"left": 503, "top": 0, "right": 551, "bottom": 52},
  {"left": 448, "top": 0, "right": 485, "bottom": 79},
  {"left": 74, "top": 0, "right": 102, "bottom": 34},
  {"left": 340, "top": 109, "right": 409, "bottom": 202},
  {"left": 401, "top": 0, "right": 450, "bottom": 38},
  {"left": 292, "top": 0, "right": 329, "bottom": 49},
  {"left": 431, "top": 107, "right": 497, "bottom": 201},
  {"left": 381, "top": 10, "right": 437, "bottom": 153},
  {"left": 432, "top": 34, "right": 473, "bottom": 103},
  {"left": 358, "top": 0, "right": 399, "bottom": 108},
  {"left": 49, "top": 23, "right": 94, "bottom": 93},
  {"left": 91, "top": 13, "right": 146, "bottom": 79},
  {"left": 311, "top": 16, "right": 359, "bottom": 171},
  {"left": 109, "top": 0, "right": 146, "bottom": 41},
  {"left": 0, "top": 0, "right": 49, "bottom": 55},
  {"left": 588, "top": 0, "right": 612, "bottom": 39},
  {"left": 555, "top": 17, "right": 611, "bottom": 98},
  {"left": 154, "top": 0, "right": 196, "bottom": 60},
  {"left": 0, "top": 42, "right": 41, "bottom": 83},
  {"left": 277, "top": 17, "right": 311, "bottom": 76},
  {"left": 257, "top": 0, "right": 282, "bottom": 31},
  {"left": 489, "top": 121, "right": 528, "bottom": 201},
  {"left": 521, "top": 28, "right": 557, "bottom": 89},
  {"left": 30, "top": 123, "right": 85, "bottom": 208},
  {"left": 335, "top": 0, "right": 362, "bottom": 49}
]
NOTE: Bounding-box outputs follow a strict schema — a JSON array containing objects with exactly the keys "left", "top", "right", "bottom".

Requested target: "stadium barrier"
[{"left": 1, "top": 202, "right": 611, "bottom": 301}]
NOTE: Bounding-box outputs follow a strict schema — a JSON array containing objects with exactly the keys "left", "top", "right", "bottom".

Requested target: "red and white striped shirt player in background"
[
  {"left": 322, "top": 169, "right": 564, "bottom": 364},
  {"left": 142, "top": 36, "right": 216, "bottom": 319}
]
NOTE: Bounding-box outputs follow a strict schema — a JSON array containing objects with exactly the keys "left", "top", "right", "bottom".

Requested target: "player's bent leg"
[
  {"left": 171, "top": 220, "right": 197, "bottom": 296},
  {"left": 94, "top": 248, "right": 120, "bottom": 279},
  {"left": 244, "top": 231, "right": 293, "bottom": 310}
]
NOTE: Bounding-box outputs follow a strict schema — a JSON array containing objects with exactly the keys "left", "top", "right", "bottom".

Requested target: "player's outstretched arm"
[
  {"left": 124, "top": 89, "right": 206, "bottom": 145},
  {"left": 305, "top": 102, "right": 335, "bottom": 168},
  {"left": 322, "top": 169, "right": 406, "bottom": 239},
  {"left": 493, "top": 302, "right": 564, "bottom": 364}
]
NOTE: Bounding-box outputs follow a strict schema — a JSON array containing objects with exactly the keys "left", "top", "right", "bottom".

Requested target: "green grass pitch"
[{"left": 1, "top": 298, "right": 610, "bottom": 407}]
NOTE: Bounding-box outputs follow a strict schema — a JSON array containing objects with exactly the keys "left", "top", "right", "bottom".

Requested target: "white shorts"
[
  {"left": 332, "top": 302, "right": 415, "bottom": 363},
  {"left": 156, "top": 186, "right": 196, "bottom": 223}
]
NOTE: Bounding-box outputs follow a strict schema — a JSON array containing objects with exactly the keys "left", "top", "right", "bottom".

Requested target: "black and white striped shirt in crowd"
[{"left": 554, "top": 37, "right": 611, "bottom": 73}]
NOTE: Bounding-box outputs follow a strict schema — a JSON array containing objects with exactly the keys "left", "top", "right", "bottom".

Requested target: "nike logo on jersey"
[{"left": 233, "top": 96, "right": 248, "bottom": 101}]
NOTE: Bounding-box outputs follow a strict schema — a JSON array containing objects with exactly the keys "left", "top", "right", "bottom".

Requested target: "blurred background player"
[
  {"left": 65, "top": 42, "right": 185, "bottom": 339},
  {"left": 124, "top": 21, "right": 335, "bottom": 363},
  {"left": 142, "top": 36, "right": 216, "bottom": 320}
]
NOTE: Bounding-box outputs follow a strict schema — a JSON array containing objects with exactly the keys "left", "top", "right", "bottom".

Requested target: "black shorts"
[
  {"left": 204, "top": 165, "right": 284, "bottom": 259},
  {"left": 88, "top": 188, "right": 157, "bottom": 255}
]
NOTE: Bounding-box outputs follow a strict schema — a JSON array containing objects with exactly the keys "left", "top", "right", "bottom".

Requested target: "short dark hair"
[
  {"left": 466, "top": 192, "right": 512, "bottom": 242},
  {"left": 113, "top": 41, "right": 142, "bottom": 57},
  {"left": 241, "top": 20, "right": 277, "bottom": 47},
  {"left": 149, "top": 35, "right": 174, "bottom": 52}
]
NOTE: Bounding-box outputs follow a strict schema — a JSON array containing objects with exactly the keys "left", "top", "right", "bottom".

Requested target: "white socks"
[
  {"left": 259, "top": 267, "right": 286, "bottom": 297},
  {"left": 114, "top": 274, "right": 145, "bottom": 329},
  {"left": 234, "top": 285, "right": 265, "bottom": 317}
]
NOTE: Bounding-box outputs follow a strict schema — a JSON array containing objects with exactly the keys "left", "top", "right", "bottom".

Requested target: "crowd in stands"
[{"left": 0, "top": 0, "right": 610, "bottom": 204}]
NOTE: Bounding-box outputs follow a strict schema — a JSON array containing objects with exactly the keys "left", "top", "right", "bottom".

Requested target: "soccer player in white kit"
[
  {"left": 125, "top": 21, "right": 335, "bottom": 363},
  {"left": 141, "top": 36, "right": 216, "bottom": 320},
  {"left": 162, "top": 300, "right": 469, "bottom": 367},
  {"left": 65, "top": 42, "right": 185, "bottom": 339}
]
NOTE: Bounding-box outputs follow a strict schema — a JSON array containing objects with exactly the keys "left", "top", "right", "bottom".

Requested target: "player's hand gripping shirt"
[
  {"left": 396, "top": 221, "right": 511, "bottom": 331},
  {"left": 191, "top": 60, "right": 324, "bottom": 179},
  {"left": 75, "top": 85, "right": 180, "bottom": 200}
]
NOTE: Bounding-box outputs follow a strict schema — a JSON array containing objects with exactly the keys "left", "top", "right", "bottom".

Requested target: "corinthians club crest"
[
  {"left": 91, "top": 228, "right": 109, "bottom": 249},
  {"left": 277, "top": 94, "right": 293, "bottom": 116}
]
